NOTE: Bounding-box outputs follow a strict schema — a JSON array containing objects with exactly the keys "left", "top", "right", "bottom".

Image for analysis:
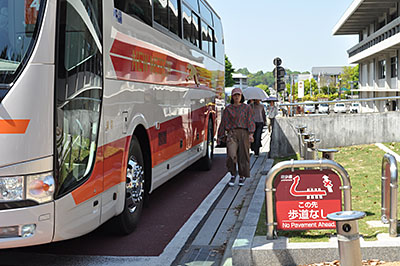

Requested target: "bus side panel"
[
  {"left": 53, "top": 193, "right": 102, "bottom": 242},
  {"left": 102, "top": 2, "right": 223, "bottom": 194}
]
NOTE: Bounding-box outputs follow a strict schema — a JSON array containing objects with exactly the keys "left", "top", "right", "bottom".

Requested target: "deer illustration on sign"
[{"left": 290, "top": 175, "right": 334, "bottom": 199}]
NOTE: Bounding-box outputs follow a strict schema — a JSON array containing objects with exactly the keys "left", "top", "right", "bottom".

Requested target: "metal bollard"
[
  {"left": 296, "top": 126, "right": 307, "bottom": 156},
  {"left": 303, "top": 139, "right": 313, "bottom": 160},
  {"left": 296, "top": 125, "right": 307, "bottom": 134},
  {"left": 304, "top": 138, "right": 320, "bottom": 160},
  {"left": 381, "top": 153, "right": 398, "bottom": 237},
  {"left": 301, "top": 133, "right": 310, "bottom": 159},
  {"left": 327, "top": 211, "right": 366, "bottom": 266},
  {"left": 318, "top": 148, "right": 339, "bottom": 160}
]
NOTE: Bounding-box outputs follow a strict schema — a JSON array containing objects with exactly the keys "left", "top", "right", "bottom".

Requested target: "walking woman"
[
  {"left": 217, "top": 88, "right": 255, "bottom": 187},
  {"left": 250, "top": 99, "right": 266, "bottom": 157}
]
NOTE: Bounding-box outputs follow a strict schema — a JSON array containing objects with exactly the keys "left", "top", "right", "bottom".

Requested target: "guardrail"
[
  {"left": 265, "top": 159, "right": 352, "bottom": 239},
  {"left": 381, "top": 153, "right": 398, "bottom": 237},
  {"left": 279, "top": 96, "right": 400, "bottom": 107}
]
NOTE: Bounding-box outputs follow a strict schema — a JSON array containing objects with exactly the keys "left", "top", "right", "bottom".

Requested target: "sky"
[{"left": 206, "top": 0, "right": 359, "bottom": 73}]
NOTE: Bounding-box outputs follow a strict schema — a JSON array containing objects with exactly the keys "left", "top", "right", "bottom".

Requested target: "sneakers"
[
  {"left": 238, "top": 177, "right": 245, "bottom": 186},
  {"left": 228, "top": 176, "right": 236, "bottom": 187}
]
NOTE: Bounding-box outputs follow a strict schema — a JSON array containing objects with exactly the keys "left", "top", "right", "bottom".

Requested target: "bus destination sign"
[{"left": 274, "top": 169, "right": 342, "bottom": 230}]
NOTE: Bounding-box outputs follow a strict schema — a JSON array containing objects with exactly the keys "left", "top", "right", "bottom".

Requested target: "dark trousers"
[
  {"left": 226, "top": 128, "right": 250, "bottom": 178},
  {"left": 251, "top": 122, "right": 264, "bottom": 155}
]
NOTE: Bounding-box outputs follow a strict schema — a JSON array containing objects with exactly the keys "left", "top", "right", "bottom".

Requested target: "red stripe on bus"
[
  {"left": 0, "top": 119, "right": 30, "bottom": 134},
  {"left": 72, "top": 137, "right": 131, "bottom": 205},
  {"left": 109, "top": 32, "right": 224, "bottom": 90}
]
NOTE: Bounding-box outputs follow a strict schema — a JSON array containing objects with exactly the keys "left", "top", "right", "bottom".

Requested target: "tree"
[
  {"left": 225, "top": 55, "right": 235, "bottom": 87},
  {"left": 338, "top": 65, "right": 359, "bottom": 92},
  {"left": 236, "top": 67, "right": 250, "bottom": 75},
  {"left": 256, "top": 84, "right": 270, "bottom": 95},
  {"left": 304, "top": 79, "right": 318, "bottom": 96}
]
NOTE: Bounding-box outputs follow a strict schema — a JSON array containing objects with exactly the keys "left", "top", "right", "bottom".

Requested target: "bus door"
[{"left": 53, "top": 0, "right": 104, "bottom": 241}]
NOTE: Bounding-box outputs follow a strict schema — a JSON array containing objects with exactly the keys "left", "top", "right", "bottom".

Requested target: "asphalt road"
[{"left": 6, "top": 153, "right": 227, "bottom": 257}]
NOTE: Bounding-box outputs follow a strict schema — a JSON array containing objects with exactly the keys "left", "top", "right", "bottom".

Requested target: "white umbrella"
[{"left": 243, "top": 87, "right": 269, "bottom": 101}]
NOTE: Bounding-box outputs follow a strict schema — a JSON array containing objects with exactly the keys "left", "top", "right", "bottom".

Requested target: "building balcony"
[{"left": 347, "top": 17, "right": 400, "bottom": 63}]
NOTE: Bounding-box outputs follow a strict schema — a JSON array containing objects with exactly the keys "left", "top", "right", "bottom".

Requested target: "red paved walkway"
[{"left": 13, "top": 154, "right": 227, "bottom": 257}]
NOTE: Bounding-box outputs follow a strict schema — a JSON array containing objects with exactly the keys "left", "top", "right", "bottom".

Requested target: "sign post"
[
  {"left": 273, "top": 58, "right": 285, "bottom": 93},
  {"left": 265, "top": 159, "right": 352, "bottom": 239},
  {"left": 274, "top": 169, "right": 342, "bottom": 230},
  {"left": 298, "top": 81, "right": 304, "bottom": 99}
]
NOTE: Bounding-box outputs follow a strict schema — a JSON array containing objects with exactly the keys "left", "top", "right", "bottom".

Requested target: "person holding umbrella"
[
  {"left": 217, "top": 88, "right": 255, "bottom": 187},
  {"left": 250, "top": 99, "right": 266, "bottom": 157}
]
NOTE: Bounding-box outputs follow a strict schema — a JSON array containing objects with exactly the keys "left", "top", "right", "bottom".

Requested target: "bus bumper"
[{"left": 0, "top": 202, "right": 54, "bottom": 249}]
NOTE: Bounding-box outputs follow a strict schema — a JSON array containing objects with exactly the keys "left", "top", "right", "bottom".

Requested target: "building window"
[
  {"left": 377, "top": 20, "right": 386, "bottom": 31},
  {"left": 389, "top": 12, "right": 398, "bottom": 23},
  {"left": 378, "top": 60, "right": 386, "bottom": 79},
  {"left": 391, "top": 57, "right": 397, "bottom": 78}
]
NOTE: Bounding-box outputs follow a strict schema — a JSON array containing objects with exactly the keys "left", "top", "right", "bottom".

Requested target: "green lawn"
[{"left": 256, "top": 144, "right": 398, "bottom": 242}]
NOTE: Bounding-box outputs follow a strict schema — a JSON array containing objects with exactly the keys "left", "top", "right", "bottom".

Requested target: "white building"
[
  {"left": 311, "top": 66, "right": 344, "bottom": 88},
  {"left": 334, "top": 0, "right": 400, "bottom": 112},
  {"left": 232, "top": 73, "right": 248, "bottom": 91}
]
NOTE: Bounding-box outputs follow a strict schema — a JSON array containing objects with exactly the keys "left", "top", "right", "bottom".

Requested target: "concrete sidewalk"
[{"left": 174, "top": 130, "right": 273, "bottom": 266}]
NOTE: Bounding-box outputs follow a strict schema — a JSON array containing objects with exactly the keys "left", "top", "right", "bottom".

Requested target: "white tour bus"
[{"left": 0, "top": 0, "right": 224, "bottom": 248}]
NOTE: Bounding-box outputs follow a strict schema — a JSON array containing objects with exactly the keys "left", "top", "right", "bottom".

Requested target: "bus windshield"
[{"left": 0, "top": 0, "right": 44, "bottom": 85}]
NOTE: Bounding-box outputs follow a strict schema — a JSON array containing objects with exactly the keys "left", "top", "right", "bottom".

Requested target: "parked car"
[
  {"left": 333, "top": 103, "right": 347, "bottom": 113},
  {"left": 350, "top": 102, "right": 361, "bottom": 113},
  {"left": 318, "top": 103, "right": 330, "bottom": 114},
  {"left": 304, "top": 101, "right": 316, "bottom": 114}
]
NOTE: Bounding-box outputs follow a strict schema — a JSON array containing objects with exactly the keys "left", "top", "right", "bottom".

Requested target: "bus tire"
[
  {"left": 200, "top": 118, "right": 214, "bottom": 171},
  {"left": 115, "top": 135, "right": 145, "bottom": 234}
]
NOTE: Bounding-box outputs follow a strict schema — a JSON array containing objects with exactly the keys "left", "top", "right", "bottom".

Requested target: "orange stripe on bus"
[{"left": 0, "top": 119, "right": 30, "bottom": 134}]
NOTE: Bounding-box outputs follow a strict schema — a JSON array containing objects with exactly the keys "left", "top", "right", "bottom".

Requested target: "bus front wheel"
[{"left": 116, "top": 135, "right": 145, "bottom": 234}]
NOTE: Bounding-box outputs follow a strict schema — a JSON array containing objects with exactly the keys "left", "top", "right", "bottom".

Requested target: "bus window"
[
  {"left": 191, "top": 13, "right": 200, "bottom": 47},
  {"left": 199, "top": 0, "right": 212, "bottom": 26},
  {"left": 154, "top": 0, "right": 169, "bottom": 29},
  {"left": 0, "top": 0, "right": 44, "bottom": 88},
  {"left": 201, "top": 20, "right": 208, "bottom": 53},
  {"left": 213, "top": 14, "right": 224, "bottom": 63},
  {"left": 114, "top": 0, "right": 152, "bottom": 26},
  {"left": 184, "top": 0, "right": 198, "bottom": 13},
  {"left": 182, "top": 4, "right": 191, "bottom": 43},
  {"left": 168, "top": 0, "right": 179, "bottom": 35},
  {"left": 55, "top": 0, "right": 103, "bottom": 198},
  {"left": 208, "top": 26, "right": 214, "bottom": 57}
]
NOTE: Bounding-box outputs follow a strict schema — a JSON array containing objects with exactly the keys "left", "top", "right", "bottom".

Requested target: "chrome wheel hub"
[{"left": 126, "top": 156, "right": 144, "bottom": 213}]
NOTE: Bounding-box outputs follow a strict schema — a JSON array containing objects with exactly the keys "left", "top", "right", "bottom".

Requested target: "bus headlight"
[
  {"left": 0, "top": 176, "right": 24, "bottom": 201},
  {"left": 0, "top": 172, "right": 54, "bottom": 204},
  {"left": 27, "top": 173, "right": 55, "bottom": 203}
]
